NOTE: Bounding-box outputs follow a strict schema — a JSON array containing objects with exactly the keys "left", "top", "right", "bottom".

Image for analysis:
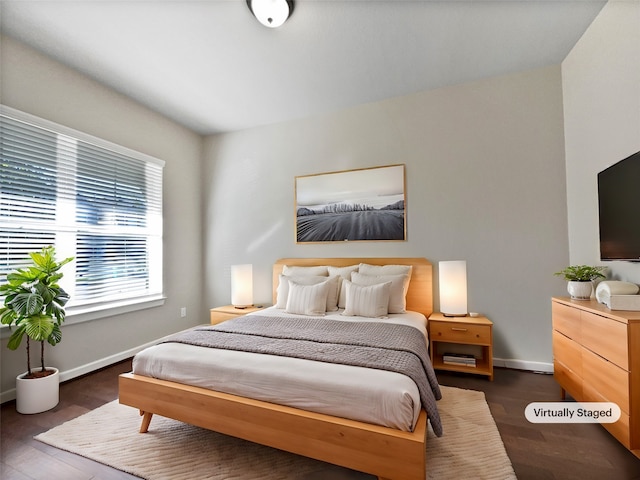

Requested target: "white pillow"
[
  {"left": 275, "top": 274, "right": 339, "bottom": 311},
  {"left": 342, "top": 280, "right": 391, "bottom": 318},
  {"left": 351, "top": 272, "right": 410, "bottom": 314},
  {"left": 282, "top": 265, "right": 329, "bottom": 277},
  {"left": 285, "top": 280, "right": 331, "bottom": 316},
  {"left": 328, "top": 265, "right": 360, "bottom": 308},
  {"left": 358, "top": 263, "right": 412, "bottom": 280}
]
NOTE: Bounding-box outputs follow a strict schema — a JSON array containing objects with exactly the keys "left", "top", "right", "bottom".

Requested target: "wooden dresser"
[{"left": 552, "top": 297, "right": 640, "bottom": 458}]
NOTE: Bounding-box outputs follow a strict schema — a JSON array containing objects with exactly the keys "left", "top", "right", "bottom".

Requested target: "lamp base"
[
  {"left": 233, "top": 305, "right": 253, "bottom": 309},
  {"left": 442, "top": 312, "right": 468, "bottom": 317}
]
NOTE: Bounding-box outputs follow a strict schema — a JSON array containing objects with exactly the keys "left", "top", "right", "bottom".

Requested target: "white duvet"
[{"left": 132, "top": 307, "right": 428, "bottom": 431}]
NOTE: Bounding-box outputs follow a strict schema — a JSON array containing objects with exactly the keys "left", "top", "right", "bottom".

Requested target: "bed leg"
[{"left": 139, "top": 411, "right": 153, "bottom": 433}]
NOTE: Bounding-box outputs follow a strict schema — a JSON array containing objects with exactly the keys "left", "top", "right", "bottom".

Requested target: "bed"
[{"left": 119, "top": 257, "right": 439, "bottom": 480}]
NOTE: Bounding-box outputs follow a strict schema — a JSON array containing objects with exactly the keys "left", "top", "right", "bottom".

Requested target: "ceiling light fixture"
[{"left": 247, "top": 0, "right": 293, "bottom": 28}]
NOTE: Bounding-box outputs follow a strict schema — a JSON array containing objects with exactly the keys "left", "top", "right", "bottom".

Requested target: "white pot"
[
  {"left": 567, "top": 281, "right": 593, "bottom": 300},
  {"left": 16, "top": 367, "right": 59, "bottom": 414}
]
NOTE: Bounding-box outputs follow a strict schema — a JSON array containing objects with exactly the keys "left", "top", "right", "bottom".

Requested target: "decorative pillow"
[
  {"left": 285, "top": 280, "right": 331, "bottom": 316},
  {"left": 351, "top": 272, "right": 410, "bottom": 314},
  {"left": 275, "top": 274, "right": 339, "bottom": 311},
  {"left": 282, "top": 265, "right": 329, "bottom": 277},
  {"left": 328, "top": 265, "right": 360, "bottom": 308},
  {"left": 342, "top": 280, "right": 391, "bottom": 318},
  {"left": 358, "top": 263, "right": 412, "bottom": 280}
]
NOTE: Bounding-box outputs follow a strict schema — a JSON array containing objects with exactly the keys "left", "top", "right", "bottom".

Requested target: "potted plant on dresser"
[
  {"left": 0, "top": 246, "right": 73, "bottom": 414},
  {"left": 554, "top": 264, "right": 606, "bottom": 300}
]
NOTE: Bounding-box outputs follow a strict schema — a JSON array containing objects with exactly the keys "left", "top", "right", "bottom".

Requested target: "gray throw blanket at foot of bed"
[{"left": 163, "top": 315, "right": 443, "bottom": 436}]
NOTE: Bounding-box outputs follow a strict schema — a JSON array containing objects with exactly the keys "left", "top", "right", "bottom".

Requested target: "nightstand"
[
  {"left": 210, "top": 305, "right": 267, "bottom": 325},
  {"left": 428, "top": 312, "right": 494, "bottom": 381}
]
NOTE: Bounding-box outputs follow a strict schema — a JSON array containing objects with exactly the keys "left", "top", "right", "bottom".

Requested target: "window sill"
[{"left": 0, "top": 295, "right": 166, "bottom": 339}]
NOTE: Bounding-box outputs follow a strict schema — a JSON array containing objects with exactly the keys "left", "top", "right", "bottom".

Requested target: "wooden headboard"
[{"left": 273, "top": 257, "right": 433, "bottom": 317}]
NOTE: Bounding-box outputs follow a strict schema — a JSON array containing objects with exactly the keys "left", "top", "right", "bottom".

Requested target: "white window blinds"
[{"left": 0, "top": 106, "right": 164, "bottom": 311}]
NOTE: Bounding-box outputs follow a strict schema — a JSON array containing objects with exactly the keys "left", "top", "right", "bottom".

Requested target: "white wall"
[
  {"left": 0, "top": 36, "right": 204, "bottom": 399},
  {"left": 203, "top": 65, "right": 570, "bottom": 370},
  {"left": 562, "top": 0, "right": 640, "bottom": 284},
  {"left": 8, "top": 0, "right": 634, "bottom": 394}
]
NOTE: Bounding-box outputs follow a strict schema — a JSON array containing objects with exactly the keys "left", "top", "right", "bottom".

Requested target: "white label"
[{"left": 525, "top": 402, "right": 621, "bottom": 423}]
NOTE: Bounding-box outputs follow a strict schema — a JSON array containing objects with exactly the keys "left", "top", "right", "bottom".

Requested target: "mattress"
[{"left": 132, "top": 307, "right": 428, "bottom": 431}]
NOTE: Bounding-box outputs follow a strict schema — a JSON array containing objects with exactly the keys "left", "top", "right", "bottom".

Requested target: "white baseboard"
[
  {"left": 0, "top": 338, "right": 160, "bottom": 405},
  {"left": 493, "top": 357, "right": 554, "bottom": 374}
]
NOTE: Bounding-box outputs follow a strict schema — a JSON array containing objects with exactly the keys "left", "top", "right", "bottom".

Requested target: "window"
[{"left": 0, "top": 106, "right": 164, "bottom": 319}]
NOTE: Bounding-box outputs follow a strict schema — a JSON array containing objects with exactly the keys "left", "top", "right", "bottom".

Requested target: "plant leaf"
[
  {"left": 0, "top": 308, "right": 17, "bottom": 325},
  {"left": 23, "top": 314, "right": 55, "bottom": 342},
  {"left": 7, "top": 324, "right": 26, "bottom": 350},
  {"left": 48, "top": 323, "right": 62, "bottom": 346},
  {"left": 8, "top": 292, "right": 44, "bottom": 316}
]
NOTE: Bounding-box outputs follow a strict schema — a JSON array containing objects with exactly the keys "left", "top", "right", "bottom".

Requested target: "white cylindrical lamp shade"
[
  {"left": 231, "top": 264, "right": 253, "bottom": 308},
  {"left": 439, "top": 261, "right": 468, "bottom": 316}
]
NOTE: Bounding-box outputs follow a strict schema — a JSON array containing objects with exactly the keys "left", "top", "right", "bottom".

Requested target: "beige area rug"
[{"left": 35, "top": 386, "right": 516, "bottom": 480}]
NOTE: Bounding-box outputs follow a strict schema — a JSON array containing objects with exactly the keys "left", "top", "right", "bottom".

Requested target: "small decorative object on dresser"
[
  {"left": 428, "top": 312, "right": 493, "bottom": 380},
  {"left": 595, "top": 281, "right": 640, "bottom": 311},
  {"left": 554, "top": 265, "right": 606, "bottom": 300}
]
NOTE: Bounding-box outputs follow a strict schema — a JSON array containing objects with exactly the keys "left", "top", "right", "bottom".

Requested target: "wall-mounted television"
[{"left": 597, "top": 150, "right": 640, "bottom": 261}]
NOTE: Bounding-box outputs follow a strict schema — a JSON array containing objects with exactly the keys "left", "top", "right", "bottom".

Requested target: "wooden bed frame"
[{"left": 119, "top": 257, "right": 434, "bottom": 480}]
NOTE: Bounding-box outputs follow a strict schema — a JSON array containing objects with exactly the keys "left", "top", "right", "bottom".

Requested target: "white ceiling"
[{"left": 1, "top": 0, "right": 606, "bottom": 135}]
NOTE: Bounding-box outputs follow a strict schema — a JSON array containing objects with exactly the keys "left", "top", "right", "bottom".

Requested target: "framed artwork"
[{"left": 295, "top": 164, "right": 406, "bottom": 243}]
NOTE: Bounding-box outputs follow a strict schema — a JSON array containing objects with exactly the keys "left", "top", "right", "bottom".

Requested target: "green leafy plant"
[
  {"left": 0, "top": 246, "right": 73, "bottom": 378},
  {"left": 554, "top": 265, "right": 606, "bottom": 282}
]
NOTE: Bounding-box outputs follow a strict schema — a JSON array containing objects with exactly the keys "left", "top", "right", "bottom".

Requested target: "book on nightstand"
[{"left": 442, "top": 353, "right": 477, "bottom": 367}]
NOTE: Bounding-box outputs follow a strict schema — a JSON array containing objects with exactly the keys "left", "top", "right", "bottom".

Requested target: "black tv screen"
[{"left": 597, "top": 150, "right": 640, "bottom": 261}]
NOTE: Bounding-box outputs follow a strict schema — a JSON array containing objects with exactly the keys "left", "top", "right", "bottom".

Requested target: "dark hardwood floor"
[
  {"left": 1, "top": 361, "right": 639, "bottom": 479},
  {"left": 437, "top": 369, "right": 640, "bottom": 480}
]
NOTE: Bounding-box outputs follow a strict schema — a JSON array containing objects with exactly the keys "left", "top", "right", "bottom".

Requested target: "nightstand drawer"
[{"left": 429, "top": 320, "right": 491, "bottom": 345}]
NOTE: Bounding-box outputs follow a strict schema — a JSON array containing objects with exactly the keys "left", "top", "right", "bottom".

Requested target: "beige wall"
[
  {"left": 562, "top": 0, "right": 640, "bottom": 284},
  {"left": 0, "top": 36, "right": 204, "bottom": 399},
  {"left": 203, "top": 65, "right": 569, "bottom": 370}
]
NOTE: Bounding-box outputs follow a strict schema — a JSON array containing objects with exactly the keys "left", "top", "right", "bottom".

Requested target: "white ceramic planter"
[
  {"left": 567, "top": 281, "right": 593, "bottom": 300},
  {"left": 16, "top": 367, "right": 59, "bottom": 414}
]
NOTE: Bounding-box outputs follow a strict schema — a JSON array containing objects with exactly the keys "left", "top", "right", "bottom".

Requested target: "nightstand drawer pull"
[{"left": 451, "top": 327, "right": 468, "bottom": 332}]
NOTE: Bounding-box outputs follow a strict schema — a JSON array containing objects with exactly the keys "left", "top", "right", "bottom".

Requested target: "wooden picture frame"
[{"left": 295, "top": 164, "right": 406, "bottom": 243}]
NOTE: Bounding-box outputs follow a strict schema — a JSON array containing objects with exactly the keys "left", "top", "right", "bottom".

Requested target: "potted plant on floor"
[
  {"left": 0, "top": 246, "right": 73, "bottom": 414},
  {"left": 554, "top": 265, "right": 606, "bottom": 300}
]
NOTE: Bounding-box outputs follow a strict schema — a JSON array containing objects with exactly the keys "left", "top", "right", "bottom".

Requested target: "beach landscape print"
[{"left": 295, "top": 164, "right": 406, "bottom": 243}]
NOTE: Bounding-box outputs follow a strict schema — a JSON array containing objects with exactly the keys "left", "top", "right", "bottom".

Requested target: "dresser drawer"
[
  {"left": 429, "top": 321, "right": 491, "bottom": 345},
  {"left": 552, "top": 330, "right": 582, "bottom": 378},
  {"left": 582, "top": 347, "right": 630, "bottom": 414},
  {"left": 580, "top": 312, "right": 628, "bottom": 370},
  {"left": 583, "top": 383, "right": 631, "bottom": 449},
  {"left": 553, "top": 359, "right": 583, "bottom": 399},
  {"left": 552, "top": 302, "right": 581, "bottom": 341}
]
